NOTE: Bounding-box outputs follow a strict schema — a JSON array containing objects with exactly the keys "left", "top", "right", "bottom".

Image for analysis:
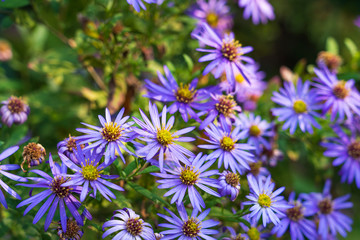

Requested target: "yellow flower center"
[
  {"left": 182, "top": 218, "right": 201, "bottom": 237},
  {"left": 180, "top": 166, "right": 199, "bottom": 185},
  {"left": 348, "top": 141, "right": 360, "bottom": 159},
  {"left": 293, "top": 100, "right": 307, "bottom": 114},
  {"left": 333, "top": 81, "right": 349, "bottom": 99},
  {"left": 50, "top": 176, "right": 71, "bottom": 198},
  {"left": 157, "top": 128, "right": 173, "bottom": 146},
  {"left": 249, "top": 125, "right": 261, "bottom": 137},
  {"left": 235, "top": 73, "right": 246, "bottom": 84},
  {"left": 258, "top": 193, "right": 271, "bottom": 207},
  {"left": 221, "top": 39, "right": 242, "bottom": 62},
  {"left": 220, "top": 136, "right": 235, "bottom": 151},
  {"left": 175, "top": 83, "right": 196, "bottom": 103},
  {"left": 225, "top": 172, "right": 240, "bottom": 187},
  {"left": 81, "top": 160, "right": 100, "bottom": 181},
  {"left": 126, "top": 217, "right": 143, "bottom": 236},
  {"left": 247, "top": 227, "right": 260, "bottom": 240},
  {"left": 206, "top": 12, "right": 219, "bottom": 27},
  {"left": 102, "top": 122, "right": 122, "bottom": 142},
  {"left": 215, "top": 95, "right": 237, "bottom": 117}
]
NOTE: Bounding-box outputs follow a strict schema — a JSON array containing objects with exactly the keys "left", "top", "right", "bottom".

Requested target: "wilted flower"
[
  {"left": 21, "top": 142, "right": 46, "bottom": 172},
  {"left": 0, "top": 96, "right": 30, "bottom": 127},
  {"left": 238, "top": 0, "right": 275, "bottom": 25},
  {"left": 102, "top": 208, "right": 155, "bottom": 240},
  {"left": 0, "top": 40, "right": 12, "bottom": 61}
]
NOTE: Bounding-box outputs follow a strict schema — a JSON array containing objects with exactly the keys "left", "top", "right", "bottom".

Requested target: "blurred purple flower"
[
  {"left": 354, "top": 16, "right": 360, "bottom": 28},
  {"left": 272, "top": 79, "right": 321, "bottom": 134},
  {"left": 238, "top": 0, "right": 275, "bottom": 25},
  {"left": 193, "top": 23, "right": 255, "bottom": 88},
  {"left": 0, "top": 96, "right": 30, "bottom": 127},
  {"left": 313, "top": 66, "right": 360, "bottom": 121},
  {"left": 127, "top": 0, "right": 157, "bottom": 12}
]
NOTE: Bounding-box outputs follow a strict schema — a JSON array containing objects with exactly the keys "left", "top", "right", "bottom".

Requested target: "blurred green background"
[{"left": 0, "top": 0, "right": 360, "bottom": 239}]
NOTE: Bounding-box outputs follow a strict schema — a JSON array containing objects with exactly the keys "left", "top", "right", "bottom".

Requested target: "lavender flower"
[
  {"left": 199, "top": 121, "right": 255, "bottom": 173},
  {"left": 354, "top": 16, "right": 360, "bottom": 28},
  {"left": 17, "top": 154, "right": 92, "bottom": 232},
  {"left": 313, "top": 66, "right": 360, "bottom": 121},
  {"left": 133, "top": 102, "right": 195, "bottom": 172},
  {"left": 218, "top": 170, "right": 240, "bottom": 201},
  {"left": 144, "top": 65, "right": 208, "bottom": 122},
  {"left": 238, "top": 0, "right": 275, "bottom": 25},
  {"left": 302, "top": 180, "right": 353, "bottom": 239},
  {"left": 236, "top": 113, "right": 273, "bottom": 154},
  {"left": 244, "top": 175, "right": 290, "bottom": 227},
  {"left": 193, "top": 23, "right": 255, "bottom": 87},
  {"left": 57, "top": 134, "right": 83, "bottom": 164},
  {"left": 76, "top": 108, "right": 134, "bottom": 165},
  {"left": 102, "top": 208, "right": 155, "bottom": 240},
  {"left": 0, "top": 146, "right": 27, "bottom": 208},
  {"left": 322, "top": 125, "right": 360, "bottom": 188},
  {"left": 199, "top": 94, "right": 242, "bottom": 129},
  {"left": 152, "top": 153, "right": 220, "bottom": 211},
  {"left": 127, "top": 0, "right": 157, "bottom": 12},
  {"left": 158, "top": 204, "right": 219, "bottom": 239},
  {"left": 0, "top": 96, "right": 30, "bottom": 127},
  {"left": 59, "top": 147, "right": 123, "bottom": 202},
  {"left": 189, "top": 0, "right": 233, "bottom": 35},
  {"left": 272, "top": 79, "right": 321, "bottom": 134},
  {"left": 271, "top": 192, "right": 317, "bottom": 240}
]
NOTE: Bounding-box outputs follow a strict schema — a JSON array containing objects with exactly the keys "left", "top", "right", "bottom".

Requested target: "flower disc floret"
[
  {"left": 247, "top": 227, "right": 260, "bottom": 240},
  {"left": 7, "top": 96, "right": 26, "bottom": 113},
  {"left": 348, "top": 141, "right": 360, "bottom": 159},
  {"left": 249, "top": 125, "right": 261, "bottom": 136},
  {"left": 182, "top": 218, "right": 201, "bottom": 237},
  {"left": 225, "top": 172, "right": 240, "bottom": 187},
  {"left": 81, "top": 163, "right": 100, "bottom": 181},
  {"left": 258, "top": 193, "right": 271, "bottom": 207},
  {"left": 156, "top": 128, "right": 173, "bottom": 146},
  {"left": 286, "top": 204, "right": 304, "bottom": 222},
  {"left": 293, "top": 99, "right": 307, "bottom": 113},
  {"left": 206, "top": 12, "right": 219, "bottom": 27},
  {"left": 102, "top": 122, "right": 122, "bottom": 142},
  {"left": 221, "top": 39, "right": 241, "bottom": 62},
  {"left": 126, "top": 217, "right": 143, "bottom": 236},
  {"left": 175, "top": 83, "right": 196, "bottom": 103},
  {"left": 50, "top": 176, "right": 71, "bottom": 198},
  {"left": 318, "top": 198, "right": 333, "bottom": 214},
  {"left": 220, "top": 136, "right": 235, "bottom": 151},
  {"left": 333, "top": 81, "right": 349, "bottom": 99},
  {"left": 180, "top": 166, "right": 199, "bottom": 185},
  {"left": 57, "top": 219, "right": 82, "bottom": 240}
]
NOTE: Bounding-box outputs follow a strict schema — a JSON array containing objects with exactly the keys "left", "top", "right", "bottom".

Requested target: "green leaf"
[
  {"left": 326, "top": 37, "right": 339, "bottom": 55},
  {"left": 183, "top": 54, "right": 193, "bottom": 72},
  {"left": 127, "top": 182, "right": 171, "bottom": 207},
  {"left": 137, "top": 165, "right": 159, "bottom": 175},
  {"left": 0, "top": 0, "right": 30, "bottom": 8},
  {"left": 124, "top": 159, "right": 139, "bottom": 176},
  {"left": 344, "top": 38, "right": 358, "bottom": 57}
]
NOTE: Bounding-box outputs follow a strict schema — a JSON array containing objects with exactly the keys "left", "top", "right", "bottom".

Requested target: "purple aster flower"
[
  {"left": 301, "top": 180, "right": 353, "bottom": 239},
  {"left": 193, "top": 23, "right": 255, "bottom": 88},
  {"left": 238, "top": 214, "right": 270, "bottom": 240},
  {"left": 313, "top": 66, "right": 360, "bottom": 121},
  {"left": 218, "top": 170, "right": 240, "bottom": 201},
  {"left": 0, "top": 146, "right": 27, "bottom": 208},
  {"left": 57, "top": 218, "right": 83, "bottom": 240},
  {"left": 158, "top": 203, "right": 219, "bottom": 239},
  {"left": 236, "top": 113, "right": 274, "bottom": 154},
  {"left": 243, "top": 175, "right": 290, "bottom": 227},
  {"left": 198, "top": 94, "right": 242, "bottom": 130},
  {"left": 76, "top": 108, "right": 134, "bottom": 165},
  {"left": 272, "top": 79, "right": 321, "bottom": 134},
  {"left": 59, "top": 147, "right": 123, "bottom": 202},
  {"left": 152, "top": 153, "right": 220, "bottom": 211},
  {"left": 271, "top": 192, "right": 317, "bottom": 240},
  {"left": 220, "top": 63, "right": 267, "bottom": 111},
  {"left": 127, "top": 0, "right": 157, "bottom": 12},
  {"left": 17, "top": 153, "right": 92, "bottom": 232},
  {"left": 0, "top": 96, "right": 30, "bottom": 127},
  {"left": 189, "top": 0, "right": 233, "bottom": 35},
  {"left": 322, "top": 125, "right": 360, "bottom": 188},
  {"left": 102, "top": 208, "right": 155, "bottom": 240},
  {"left": 354, "top": 16, "right": 360, "bottom": 28},
  {"left": 144, "top": 65, "right": 208, "bottom": 122},
  {"left": 238, "top": 0, "right": 275, "bottom": 25},
  {"left": 57, "top": 134, "right": 83, "bottom": 165},
  {"left": 132, "top": 102, "right": 195, "bottom": 172},
  {"left": 198, "top": 121, "right": 255, "bottom": 173}
]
